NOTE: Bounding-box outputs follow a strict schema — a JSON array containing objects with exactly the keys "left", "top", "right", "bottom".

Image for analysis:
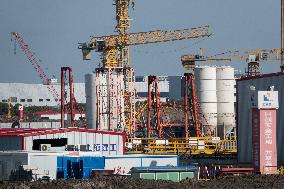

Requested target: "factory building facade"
[
  {"left": 0, "top": 76, "right": 183, "bottom": 107},
  {"left": 236, "top": 73, "right": 284, "bottom": 166}
]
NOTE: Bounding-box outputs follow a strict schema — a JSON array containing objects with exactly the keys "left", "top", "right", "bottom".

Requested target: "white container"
[
  {"left": 216, "top": 66, "right": 236, "bottom": 137},
  {"left": 195, "top": 80, "right": 216, "bottom": 91},
  {"left": 197, "top": 91, "right": 217, "bottom": 103},
  {"left": 217, "top": 91, "right": 235, "bottom": 102},
  {"left": 216, "top": 66, "right": 234, "bottom": 80},
  {"left": 85, "top": 74, "right": 96, "bottom": 129},
  {"left": 195, "top": 66, "right": 217, "bottom": 80},
  {"left": 198, "top": 103, "right": 218, "bottom": 128},
  {"left": 195, "top": 67, "right": 218, "bottom": 135}
]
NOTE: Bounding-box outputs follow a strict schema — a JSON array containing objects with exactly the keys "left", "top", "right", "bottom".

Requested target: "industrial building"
[
  {"left": 237, "top": 73, "right": 284, "bottom": 166},
  {"left": 0, "top": 128, "right": 125, "bottom": 155},
  {"left": 0, "top": 76, "right": 182, "bottom": 107}
]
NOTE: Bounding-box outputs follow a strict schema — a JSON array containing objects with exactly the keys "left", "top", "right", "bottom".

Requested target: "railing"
[{"left": 126, "top": 137, "right": 237, "bottom": 155}]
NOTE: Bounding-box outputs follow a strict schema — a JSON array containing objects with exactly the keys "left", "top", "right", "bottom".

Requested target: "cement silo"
[
  {"left": 85, "top": 73, "right": 96, "bottom": 129},
  {"left": 216, "top": 66, "right": 236, "bottom": 138},
  {"left": 195, "top": 66, "right": 218, "bottom": 136}
]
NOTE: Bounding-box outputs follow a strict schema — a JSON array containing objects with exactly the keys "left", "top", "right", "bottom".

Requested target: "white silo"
[
  {"left": 195, "top": 66, "right": 218, "bottom": 136},
  {"left": 216, "top": 66, "right": 236, "bottom": 138},
  {"left": 85, "top": 73, "right": 96, "bottom": 129}
]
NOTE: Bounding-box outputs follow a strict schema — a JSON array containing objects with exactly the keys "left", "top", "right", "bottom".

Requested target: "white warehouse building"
[
  {"left": 0, "top": 83, "right": 86, "bottom": 106},
  {"left": 0, "top": 76, "right": 178, "bottom": 107}
]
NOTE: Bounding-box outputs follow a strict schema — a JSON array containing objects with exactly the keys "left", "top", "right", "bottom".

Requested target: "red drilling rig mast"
[{"left": 11, "top": 32, "right": 60, "bottom": 103}]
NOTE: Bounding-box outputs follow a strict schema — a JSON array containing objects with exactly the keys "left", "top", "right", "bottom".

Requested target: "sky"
[{"left": 0, "top": 0, "right": 280, "bottom": 83}]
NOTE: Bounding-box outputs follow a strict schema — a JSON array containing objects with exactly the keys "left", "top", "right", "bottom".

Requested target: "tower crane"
[
  {"left": 79, "top": 26, "right": 211, "bottom": 134},
  {"left": 181, "top": 48, "right": 281, "bottom": 76}
]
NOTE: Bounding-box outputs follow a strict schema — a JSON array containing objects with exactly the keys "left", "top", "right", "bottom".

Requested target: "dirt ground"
[{"left": 1, "top": 175, "right": 284, "bottom": 189}]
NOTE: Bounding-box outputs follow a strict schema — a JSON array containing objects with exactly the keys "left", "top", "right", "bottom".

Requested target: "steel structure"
[
  {"left": 126, "top": 137, "right": 237, "bottom": 155},
  {"left": 79, "top": 4, "right": 211, "bottom": 135},
  {"left": 184, "top": 73, "right": 201, "bottom": 139},
  {"left": 11, "top": 32, "right": 60, "bottom": 103},
  {"left": 182, "top": 48, "right": 280, "bottom": 76},
  {"left": 61, "top": 67, "right": 75, "bottom": 128},
  {"left": 146, "top": 76, "right": 161, "bottom": 138}
]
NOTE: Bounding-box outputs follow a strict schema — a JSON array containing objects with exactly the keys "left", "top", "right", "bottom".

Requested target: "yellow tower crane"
[
  {"left": 79, "top": 26, "right": 211, "bottom": 134},
  {"left": 181, "top": 48, "right": 281, "bottom": 76}
]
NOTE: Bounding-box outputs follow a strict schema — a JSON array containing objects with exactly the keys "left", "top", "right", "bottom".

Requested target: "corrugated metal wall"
[
  {"left": 23, "top": 131, "right": 124, "bottom": 156},
  {"left": 237, "top": 74, "right": 284, "bottom": 165}
]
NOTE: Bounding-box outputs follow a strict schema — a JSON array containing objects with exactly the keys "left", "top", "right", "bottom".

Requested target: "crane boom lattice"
[{"left": 11, "top": 32, "right": 60, "bottom": 104}]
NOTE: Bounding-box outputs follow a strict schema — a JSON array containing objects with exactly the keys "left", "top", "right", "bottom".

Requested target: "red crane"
[{"left": 11, "top": 32, "right": 60, "bottom": 104}]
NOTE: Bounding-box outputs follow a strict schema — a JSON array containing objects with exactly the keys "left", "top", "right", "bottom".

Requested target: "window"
[
  {"left": 10, "top": 97, "right": 17, "bottom": 102},
  {"left": 27, "top": 99, "right": 32, "bottom": 102},
  {"left": 135, "top": 76, "right": 144, "bottom": 82},
  {"left": 20, "top": 99, "right": 25, "bottom": 102},
  {"left": 46, "top": 99, "right": 51, "bottom": 102},
  {"left": 39, "top": 99, "right": 43, "bottom": 102}
]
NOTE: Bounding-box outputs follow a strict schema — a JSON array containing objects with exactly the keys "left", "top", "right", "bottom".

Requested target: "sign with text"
[
  {"left": 252, "top": 109, "right": 277, "bottom": 174},
  {"left": 257, "top": 91, "right": 279, "bottom": 109}
]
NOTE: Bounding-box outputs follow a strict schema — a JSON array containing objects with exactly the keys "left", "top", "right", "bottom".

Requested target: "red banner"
[{"left": 252, "top": 109, "right": 277, "bottom": 174}]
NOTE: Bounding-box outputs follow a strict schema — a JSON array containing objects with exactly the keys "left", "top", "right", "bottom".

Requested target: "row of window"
[{"left": 2, "top": 98, "right": 51, "bottom": 103}]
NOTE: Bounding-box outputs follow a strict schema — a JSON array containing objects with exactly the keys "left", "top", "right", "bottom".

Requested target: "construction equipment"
[
  {"left": 182, "top": 48, "right": 281, "bottom": 76},
  {"left": 61, "top": 67, "right": 86, "bottom": 128},
  {"left": 79, "top": 26, "right": 211, "bottom": 66},
  {"left": 184, "top": 73, "right": 201, "bottom": 139},
  {"left": 11, "top": 32, "right": 60, "bottom": 103},
  {"left": 79, "top": 26, "right": 211, "bottom": 134}
]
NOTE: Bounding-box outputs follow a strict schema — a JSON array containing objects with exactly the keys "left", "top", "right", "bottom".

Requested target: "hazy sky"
[{"left": 0, "top": 0, "right": 280, "bottom": 83}]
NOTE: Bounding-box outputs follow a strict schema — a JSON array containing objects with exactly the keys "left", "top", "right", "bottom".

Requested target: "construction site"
[{"left": 1, "top": 0, "right": 284, "bottom": 188}]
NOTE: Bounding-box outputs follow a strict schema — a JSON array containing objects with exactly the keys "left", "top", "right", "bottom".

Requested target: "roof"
[
  {"left": 237, "top": 72, "right": 284, "bottom": 82},
  {"left": 0, "top": 127, "right": 125, "bottom": 137},
  {"left": 32, "top": 110, "right": 85, "bottom": 115}
]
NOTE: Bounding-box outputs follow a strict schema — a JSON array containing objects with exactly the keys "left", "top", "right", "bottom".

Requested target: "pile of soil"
[{"left": 1, "top": 175, "right": 284, "bottom": 189}]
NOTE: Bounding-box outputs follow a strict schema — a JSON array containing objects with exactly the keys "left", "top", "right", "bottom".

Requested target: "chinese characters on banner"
[{"left": 252, "top": 109, "right": 277, "bottom": 174}]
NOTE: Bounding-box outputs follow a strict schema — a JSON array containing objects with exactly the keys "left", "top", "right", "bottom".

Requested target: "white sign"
[
  {"left": 257, "top": 91, "right": 279, "bottom": 109},
  {"left": 18, "top": 105, "right": 24, "bottom": 111}
]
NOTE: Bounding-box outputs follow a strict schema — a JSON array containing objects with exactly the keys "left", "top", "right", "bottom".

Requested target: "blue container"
[{"left": 57, "top": 156, "right": 105, "bottom": 179}]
